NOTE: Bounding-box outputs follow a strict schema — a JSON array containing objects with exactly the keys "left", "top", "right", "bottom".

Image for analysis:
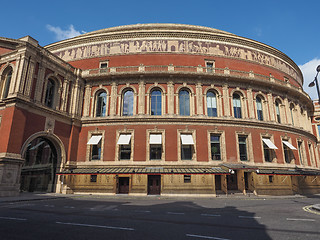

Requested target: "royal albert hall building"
[{"left": 1, "top": 24, "right": 320, "bottom": 197}]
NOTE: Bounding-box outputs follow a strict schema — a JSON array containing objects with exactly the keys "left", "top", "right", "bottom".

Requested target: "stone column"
[
  {"left": 109, "top": 82, "right": 118, "bottom": 116},
  {"left": 83, "top": 85, "right": 92, "bottom": 117},
  {"left": 247, "top": 88, "right": 255, "bottom": 118},
  {"left": 138, "top": 80, "right": 145, "bottom": 115},
  {"left": 167, "top": 81, "right": 174, "bottom": 115},
  {"left": 196, "top": 82, "right": 203, "bottom": 115},
  {"left": 267, "top": 93, "right": 274, "bottom": 122},
  {"left": 222, "top": 84, "right": 230, "bottom": 116}
]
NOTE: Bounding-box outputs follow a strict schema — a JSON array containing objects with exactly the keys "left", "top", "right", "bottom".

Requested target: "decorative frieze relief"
[{"left": 52, "top": 39, "right": 301, "bottom": 84}]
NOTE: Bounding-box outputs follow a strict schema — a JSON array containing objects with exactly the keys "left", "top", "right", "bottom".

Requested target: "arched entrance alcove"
[{"left": 20, "top": 132, "right": 66, "bottom": 193}]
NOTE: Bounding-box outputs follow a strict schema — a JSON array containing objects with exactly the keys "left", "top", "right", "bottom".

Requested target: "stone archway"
[{"left": 20, "top": 132, "right": 66, "bottom": 193}]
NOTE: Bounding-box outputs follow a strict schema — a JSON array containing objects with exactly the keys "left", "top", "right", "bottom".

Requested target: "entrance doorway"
[
  {"left": 20, "top": 137, "right": 57, "bottom": 192},
  {"left": 215, "top": 175, "right": 221, "bottom": 190},
  {"left": 148, "top": 175, "right": 161, "bottom": 195},
  {"left": 118, "top": 177, "right": 130, "bottom": 194},
  {"left": 227, "top": 171, "right": 238, "bottom": 190},
  {"left": 244, "top": 172, "right": 249, "bottom": 190}
]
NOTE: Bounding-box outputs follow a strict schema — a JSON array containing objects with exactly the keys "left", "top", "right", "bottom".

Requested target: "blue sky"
[{"left": 2, "top": 0, "right": 320, "bottom": 99}]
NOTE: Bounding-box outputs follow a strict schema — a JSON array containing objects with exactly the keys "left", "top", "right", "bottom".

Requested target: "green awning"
[{"left": 57, "top": 167, "right": 229, "bottom": 175}]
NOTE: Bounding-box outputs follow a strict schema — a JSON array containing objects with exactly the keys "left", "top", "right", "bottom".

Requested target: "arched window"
[
  {"left": 256, "top": 96, "right": 263, "bottom": 121},
  {"left": 233, "top": 93, "right": 242, "bottom": 118},
  {"left": 96, "top": 91, "right": 107, "bottom": 117},
  {"left": 122, "top": 89, "right": 134, "bottom": 116},
  {"left": 44, "top": 78, "right": 55, "bottom": 108},
  {"left": 207, "top": 91, "right": 217, "bottom": 117},
  {"left": 1, "top": 69, "right": 12, "bottom": 99},
  {"left": 275, "top": 100, "right": 281, "bottom": 123},
  {"left": 150, "top": 89, "right": 162, "bottom": 115},
  {"left": 179, "top": 89, "right": 190, "bottom": 116}
]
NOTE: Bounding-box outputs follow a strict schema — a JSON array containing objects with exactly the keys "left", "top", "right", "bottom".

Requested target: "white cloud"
[
  {"left": 46, "top": 24, "right": 86, "bottom": 41},
  {"left": 299, "top": 58, "right": 320, "bottom": 100}
]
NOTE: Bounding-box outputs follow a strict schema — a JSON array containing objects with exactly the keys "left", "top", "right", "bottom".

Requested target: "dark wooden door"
[
  {"left": 227, "top": 172, "right": 238, "bottom": 190},
  {"left": 215, "top": 175, "right": 221, "bottom": 190},
  {"left": 118, "top": 177, "right": 129, "bottom": 194},
  {"left": 148, "top": 175, "right": 161, "bottom": 195},
  {"left": 244, "top": 172, "right": 249, "bottom": 190}
]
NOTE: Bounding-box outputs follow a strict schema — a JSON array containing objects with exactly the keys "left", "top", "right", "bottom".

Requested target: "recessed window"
[
  {"left": 150, "top": 134, "right": 162, "bottom": 160},
  {"left": 122, "top": 90, "right": 134, "bottom": 116},
  {"left": 290, "top": 104, "right": 295, "bottom": 125},
  {"left": 238, "top": 136, "right": 248, "bottom": 161},
  {"left": 282, "top": 140, "right": 296, "bottom": 163},
  {"left": 179, "top": 90, "right": 190, "bottom": 116},
  {"left": 233, "top": 93, "right": 242, "bottom": 118},
  {"left": 206, "top": 61, "right": 214, "bottom": 72},
  {"left": 96, "top": 91, "right": 107, "bottom": 117},
  {"left": 256, "top": 96, "right": 263, "bottom": 121},
  {"left": 268, "top": 175, "right": 273, "bottom": 183},
  {"left": 184, "top": 175, "right": 191, "bottom": 183},
  {"left": 207, "top": 92, "right": 217, "bottom": 117},
  {"left": 150, "top": 90, "right": 162, "bottom": 115},
  {"left": 275, "top": 100, "right": 281, "bottom": 123},
  {"left": 298, "top": 141, "right": 303, "bottom": 165},
  {"left": 1, "top": 68, "right": 12, "bottom": 99},
  {"left": 117, "top": 134, "right": 132, "bottom": 160},
  {"left": 99, "top": 61, "right": 109, "bottom": 73},
  {"left": 90, "top": 175, "right": 97, "bottom": 183},
  {"left": 210, "top": 135, "right": 221, "bottom": 160},
  {"left": 44, "top": 78, "right": 55, "bottom": 108},
  {"left": 262, "top": 138, "right": 277, "bottom": 162},
  {"left": 87, "top": 135, "right": 102, "bottom": 160},
  {"left": 181, "top": 134, "right": 194, "bottom": 160}
]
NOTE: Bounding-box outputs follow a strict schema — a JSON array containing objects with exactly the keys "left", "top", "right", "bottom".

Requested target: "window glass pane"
[
  {"left": 179, "top": 90, "right": 190, "bottom": 116},
  {"left": 207, "top": 92, "right": 217, "bottom": 117},
  {"left": 275, "top": 101, "right": 281, "bottom": 123},
  {"left": 256, "top": 97, "right": 263, "bottom": 121},
  {"left": 210, "top": 135, "right": 221, "bottom": 160},
  {"left": 263, "top": 142, "right": 271, "bottom": 162},
  {"left": 181, "top": 145, "right": 192, "bottom": 160},
  {"left": 150, "top": 144, "right": 162, "bottom": 160},
  {"left": 238, "top": 136, "right": 248, "bottom": 161},
  {"left": 150, "top": 90, "right": 162, "bottom": 115},
  {"left": 96, "top": 92, "right": 107, "bottom": 117},
  {"left": 91, "top": 143, "right": 101, "bottom": 160},
  {"left": 233, "top": 93, "right": 242, "bottom": 118},
  {"left": 3, "top": 70, "right": 12, "bottom": 99},
  {"left": 123, "top": 90, "right": 134, "bottom": 116},
  {"left": 120, "top": 144, "right": 131, "bottom": 160},
  {"left": 45, "top": 79, "right": 55, "bottom": 108}
]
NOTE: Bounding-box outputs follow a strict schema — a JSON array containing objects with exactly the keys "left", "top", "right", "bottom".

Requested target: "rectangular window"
[
  {"left": 150, "top": 134, "right": 162, "bottom": 160},
  {"left": 308, "top": 143, "right": 314, "bottom": 166},
  {"left": 184, "top": 175, "right": 191, "bottom": 183},
  {"left": 282, "top": 140, "right": 296, "bottom": 164},
  {"left": 238, "top": 136, "right": 248, "bottom": 161},
  {"left": 87, "top": 135, "right": 102, "bottom": 160},
  {"left": 90, "top": 175, "right": 97, "bottom": 183},
  {"left": 181, "top": 134, "right": 194, "bottom": 160},
  {"left": 210, "top": 135, "right": 221, "bottom": 160},
  {"left": 205, "top": 60, "right": 215, "bottom": 73},
  {"left": 268, "top": 175, "right": 273, "bottom": 183},
  {"left": 117, "top": 134, "right": 132, "bottom": 160},
  {"left": 99, "top": 61, "right": 109, "bottom": 73},
  {"left": 262, "top": 138, "right": 277, "bottom": 162}
]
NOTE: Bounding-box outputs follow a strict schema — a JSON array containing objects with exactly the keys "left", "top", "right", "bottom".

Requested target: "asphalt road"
[{"left": 0, "top": 195, "right": 319, "bottom": 240}]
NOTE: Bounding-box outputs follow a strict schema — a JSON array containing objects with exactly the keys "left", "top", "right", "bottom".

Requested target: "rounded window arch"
[
  {"left": 233, "top": 93, "right": 242, "bottom": 118},
  {"left": 256, "top": 95, "right": 264, "bottom": 121},
  {"left": 0, "top": 66, "right": 13, "bottom": 99},
  {"left": 21, "top": 137, "right": 58, "bottom": 192},
  {"left": 44, "top": 78, "right": 56, "bottom": 108},
  {"left": 95, "top": 90, "right": 107, "bottom": 117},
  {"left": 179, "top": 89, "right": 190, "bottom": 116},
  {"left": 150, "top": 88, "right": 162, "bottom": 115},
  {"left": 122, "top": 89, "right": 134, "bottom": 116},
  {"left": 275, "top": 99, "right": 282, "bottom": 123},
  {"left": 206, "top": 91, "right": 217, "bottom": 117}
]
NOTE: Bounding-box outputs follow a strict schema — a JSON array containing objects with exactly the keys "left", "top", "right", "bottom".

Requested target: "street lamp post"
[{"left": 308, "top": 65, "right": 320, "bottom": 103}]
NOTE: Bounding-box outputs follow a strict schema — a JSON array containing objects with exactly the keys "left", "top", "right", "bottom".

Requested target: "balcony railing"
[{"left": 82, "top": 65, "right": 305, "bottom": 96}]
